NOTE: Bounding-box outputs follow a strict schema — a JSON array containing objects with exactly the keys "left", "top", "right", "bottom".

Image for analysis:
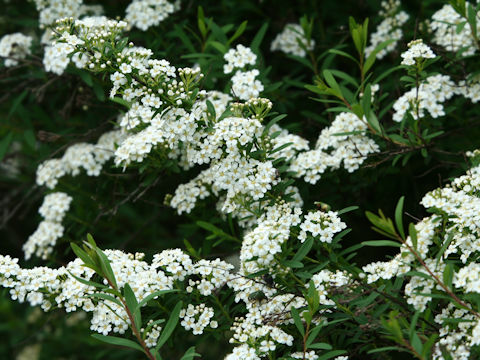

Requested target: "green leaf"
[
  {"left": 323, "top": 70, "right": 343, "bottom": 98},
  {"left": 91, "top": 334, "right": 144, "bottom": 353},
  {"left": 395, "top": 196, "right": 405, "bottom": 239},
  {"left": 361, "top": 240, "right": 401, "bottom": 247},
  {"left": 363, "top": 39, "right": 395, "bottom": 75},
  {"left": 124, "top": 283, "right": 141, "bottom": 330},
  {"left": 136, "top": 290, "right": 179, "bottom": 310},
  {"left": 290, "top": 307, "right": 304, "bottom": 336},
  {"left": 337, "top": 206, "right": 359, "bottom": 215},
  {"left": 250, "top": 22, "right": 269, "bottom": 53},
  {"left": 443, "top": 263, "right": 453, "bottom": 289},
  {"left": 436, "top": 232, "right": 454, "bottom": 264},
  {"left": 308, "top": 343, "right": 333, "bottom": 350},
  {"left": 262, "top": 114, "right": 287, "bottom": 137},
  {"left": 87, "top": 293, "right": 122, "bottom": 307},
  {"left": 367, "top": 346, "right": 407, "bottom": 354},
  {"left": 305, "top": 324, "right": 325, "bottom": 348},
  {"left": 467, "top": 3, "right": 477, "bottom": 38},
  {"left": 317, "top": 350, "right": 347, "bottom": 359},
  {"left": 328, "top": 48, "right": 358, "bottom": 64},
  {"left": 208, "top": 40, "right": 227, "bottom": 54},
  {"left": 0, "top": 132, "right": 14, "bottom": 162},
  {"left": 292, "top": 237, "right": 313, "bottom": 263},
  {"left": 180, "top": 347, "right": 201, "bottom": 360},
  {"left": 409, "top": 223, "right": 417, "bottom": 250},
  {"left": 155, "top": 301, "right": 183, "bottom": 351},
  {"left": 7, "top": 89, "right": 28, "bottom": 120},
  {"left": 209, "top": 21, "right": 228, "bottom": 44},
  {"left": 95, "top": 247, "right": 118, "bottom": 290},
  {"left": 67, "top": 271, "right": 105, "bottom": 289},
  {"left": 110, "top": 97, "right": 131, "bottom": 109},
  {"left": 71, "top": 243, "right": 95, "bottom": 269},
  {"left": 197, "top": 6, "right": 207, "bottom": 38},
  {"left": 228, "top": 20, "right": 248, "bottom": 45}
]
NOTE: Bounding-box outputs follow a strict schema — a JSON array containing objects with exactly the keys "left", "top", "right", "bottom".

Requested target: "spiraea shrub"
[{"left": 3, "top": 0, "right": 480, "bottom": 359}]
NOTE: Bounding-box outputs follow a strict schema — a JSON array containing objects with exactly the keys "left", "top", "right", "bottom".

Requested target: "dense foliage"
[{"left": 2, "top": 0, "right": 480, "bottom": 359}]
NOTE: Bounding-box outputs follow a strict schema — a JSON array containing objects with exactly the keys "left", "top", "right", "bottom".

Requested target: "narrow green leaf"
[
  {"left": 180, "top": 346, "right": 201, "bottom": 360},
  {"left": 443, "top": 263, "right": 453, "bottom": 289},
  {"left": 67, "top": 271, "right": 105, "bottom": 289},
  {"left": 91, "top": 334, "right": 144, "bottom": 353},
  {"left": 87, "top": 293, "right": 122, "bottom": 306},
  {"left": 155, "top": 301, "right": 183, "bottom": 351},
  {"left": 395, "top": 196, "right": 405, "bottom": 239},
  {"left": 228, "top": 20, "right": 248, "bottom": 45},
  {"left": 124, "top": 283, "right": 141, "bottom": 330},
  {"left": 0, "top": 132, "right": 14, "bottom": 162},
  {"left": 317, "top": 350, "right": 346, "bottom": 359},
  {"left": 136, "top": 290, "right": 179, "bottom": 310},
  {"left": 337, "top": 206, "right": 359, "bottom": 215},
  {"left": 409, "top": 223, "right": 418, "bottom": 250},
  {"left": 323, "top": 70, "right": 343, "bottom": 98},
  {"left": 290, "top": 307, "right": 304, "bottom": 336},
  {"left": 361, "top": 240, "right": 401, "bottom": 247},
  {"left": 292, "top": 237, "right": 313, "bottom": 263},
  {"left": 250, "top": 22, "right": 269, "bottom": 53}
]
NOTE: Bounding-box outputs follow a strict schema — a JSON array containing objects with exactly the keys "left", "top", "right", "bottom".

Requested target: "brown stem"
[
  {"left": 302, "top": 320, "right": 311, "bottom": 360},
  {"left": 106, "top": 279, "right": 156, "bottom": 360},
  {"left": 395, "top": 234, "right": 480, "bottom": 319}
]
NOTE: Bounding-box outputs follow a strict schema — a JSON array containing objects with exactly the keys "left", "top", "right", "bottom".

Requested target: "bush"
[{"left": 2, "top": 0, "right": 480, "bottom": 359}]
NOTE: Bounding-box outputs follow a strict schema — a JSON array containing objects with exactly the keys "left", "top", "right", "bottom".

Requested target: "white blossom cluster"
[
  {"left": 400, "top": 39, "right": 436, "bottom": 66},
  {"left": 124, "top": 0, "right": 179, "bottom": 31},
  {"left": 0, "top": 248, "right": 232, "bottom": 346},
  {"left": 240, "top": 202, "right": 302, "bottom": 273},
  {"left": 23, "top": 192, "right": 72, "bottom": 260},
  {"left": 431, "top": 4, "right": 480, "bottom": 56},
  {"left": 231, "top": 70, "right": 264, "bottom": 100},
  {"left": 362, "top": 153, "right": 480, "bottom": 358},
  {"left": 224, "top": 44, "right": 257, "bottom": 74},
  {"left": 392, "top": 74, "right": 459, "bottom": 122},
  {"left": 432, "top": 304, "right": 476, "bottom": 360},
  {"left": 223, "top": 44, "right": 263, "bottom": 100},
  {"left": 311, "top": 269, "right": 351, "bottom": 307},
  {"left": 179, "top": 303, "right": 217, "bottom": 335},
  {"left": 0, "top": 33, "right": 33, "bottom": 67},
  {"left": 36, "top": 130, "right": 125, "bottom": 189},
  {"left": 44, "top": 16, "right": 127, "bottom": 75},
  {"left": 268, "top": 124, "right": 309, "bottom": 161},
  {"left": 30, "top": 0, "right": 84, "bottom": 28},
  {"left": 299, "top": 210, "right": 347, "bottom": 243},
  {"left": 365, "top": 0, "right": 409, "bottom": 59},
  {"left": 361, "top": 217, "right": 437, "bottom": 283},
  {"left": 291, "top": 112, "right": 380, "bottom": 184},
  {"left": 270, "top": 23, "right": 314, "bottom": 57}
]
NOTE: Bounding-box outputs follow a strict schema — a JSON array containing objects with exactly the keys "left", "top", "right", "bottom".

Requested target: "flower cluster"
[
  {"left": 271, "top": 23, "right": 314, "bottom": 57},
  {"left": 361, "top": 152, "right": 480, "bottom": 358},
  {"left": 179, "top": 304, "right": 217, "bottom": 335},
  {"left": 124, "top": 0, "right": 179, "bottom": 31},
  {"left": 224, "top": 44, "right": 257, "bottom": 74},
  {"left": 240, "top": 202, "right": 302, "bottom": 273},
  {"left": 23, "top": 192, "right": 72, "bottom": 260},
  {"left": 0, "top": 33, "right": 32, "bottom": 66},
  {"left": 392, "top": 74, "right": 458, "bottom": 122},
  {"left": 291, "top": 112, "right": 380, "bottom": 184},
  {"left": 431, "top": 4, "right": 480, "bottom": 56},
  {"left": 299, "top": 210, "right": 347, "bottom": 243},
  {"left": 36, "top": 130, "right": 124, "bottom": 189},
  {"left": 365, "top": 0, "right": 409, "bottom": 59},
  {"left": 231, "top": 70, "right": 264, "bottom": 100},
  {"left": 400, "top": 39, "right": 436, "bottom": 66}
]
